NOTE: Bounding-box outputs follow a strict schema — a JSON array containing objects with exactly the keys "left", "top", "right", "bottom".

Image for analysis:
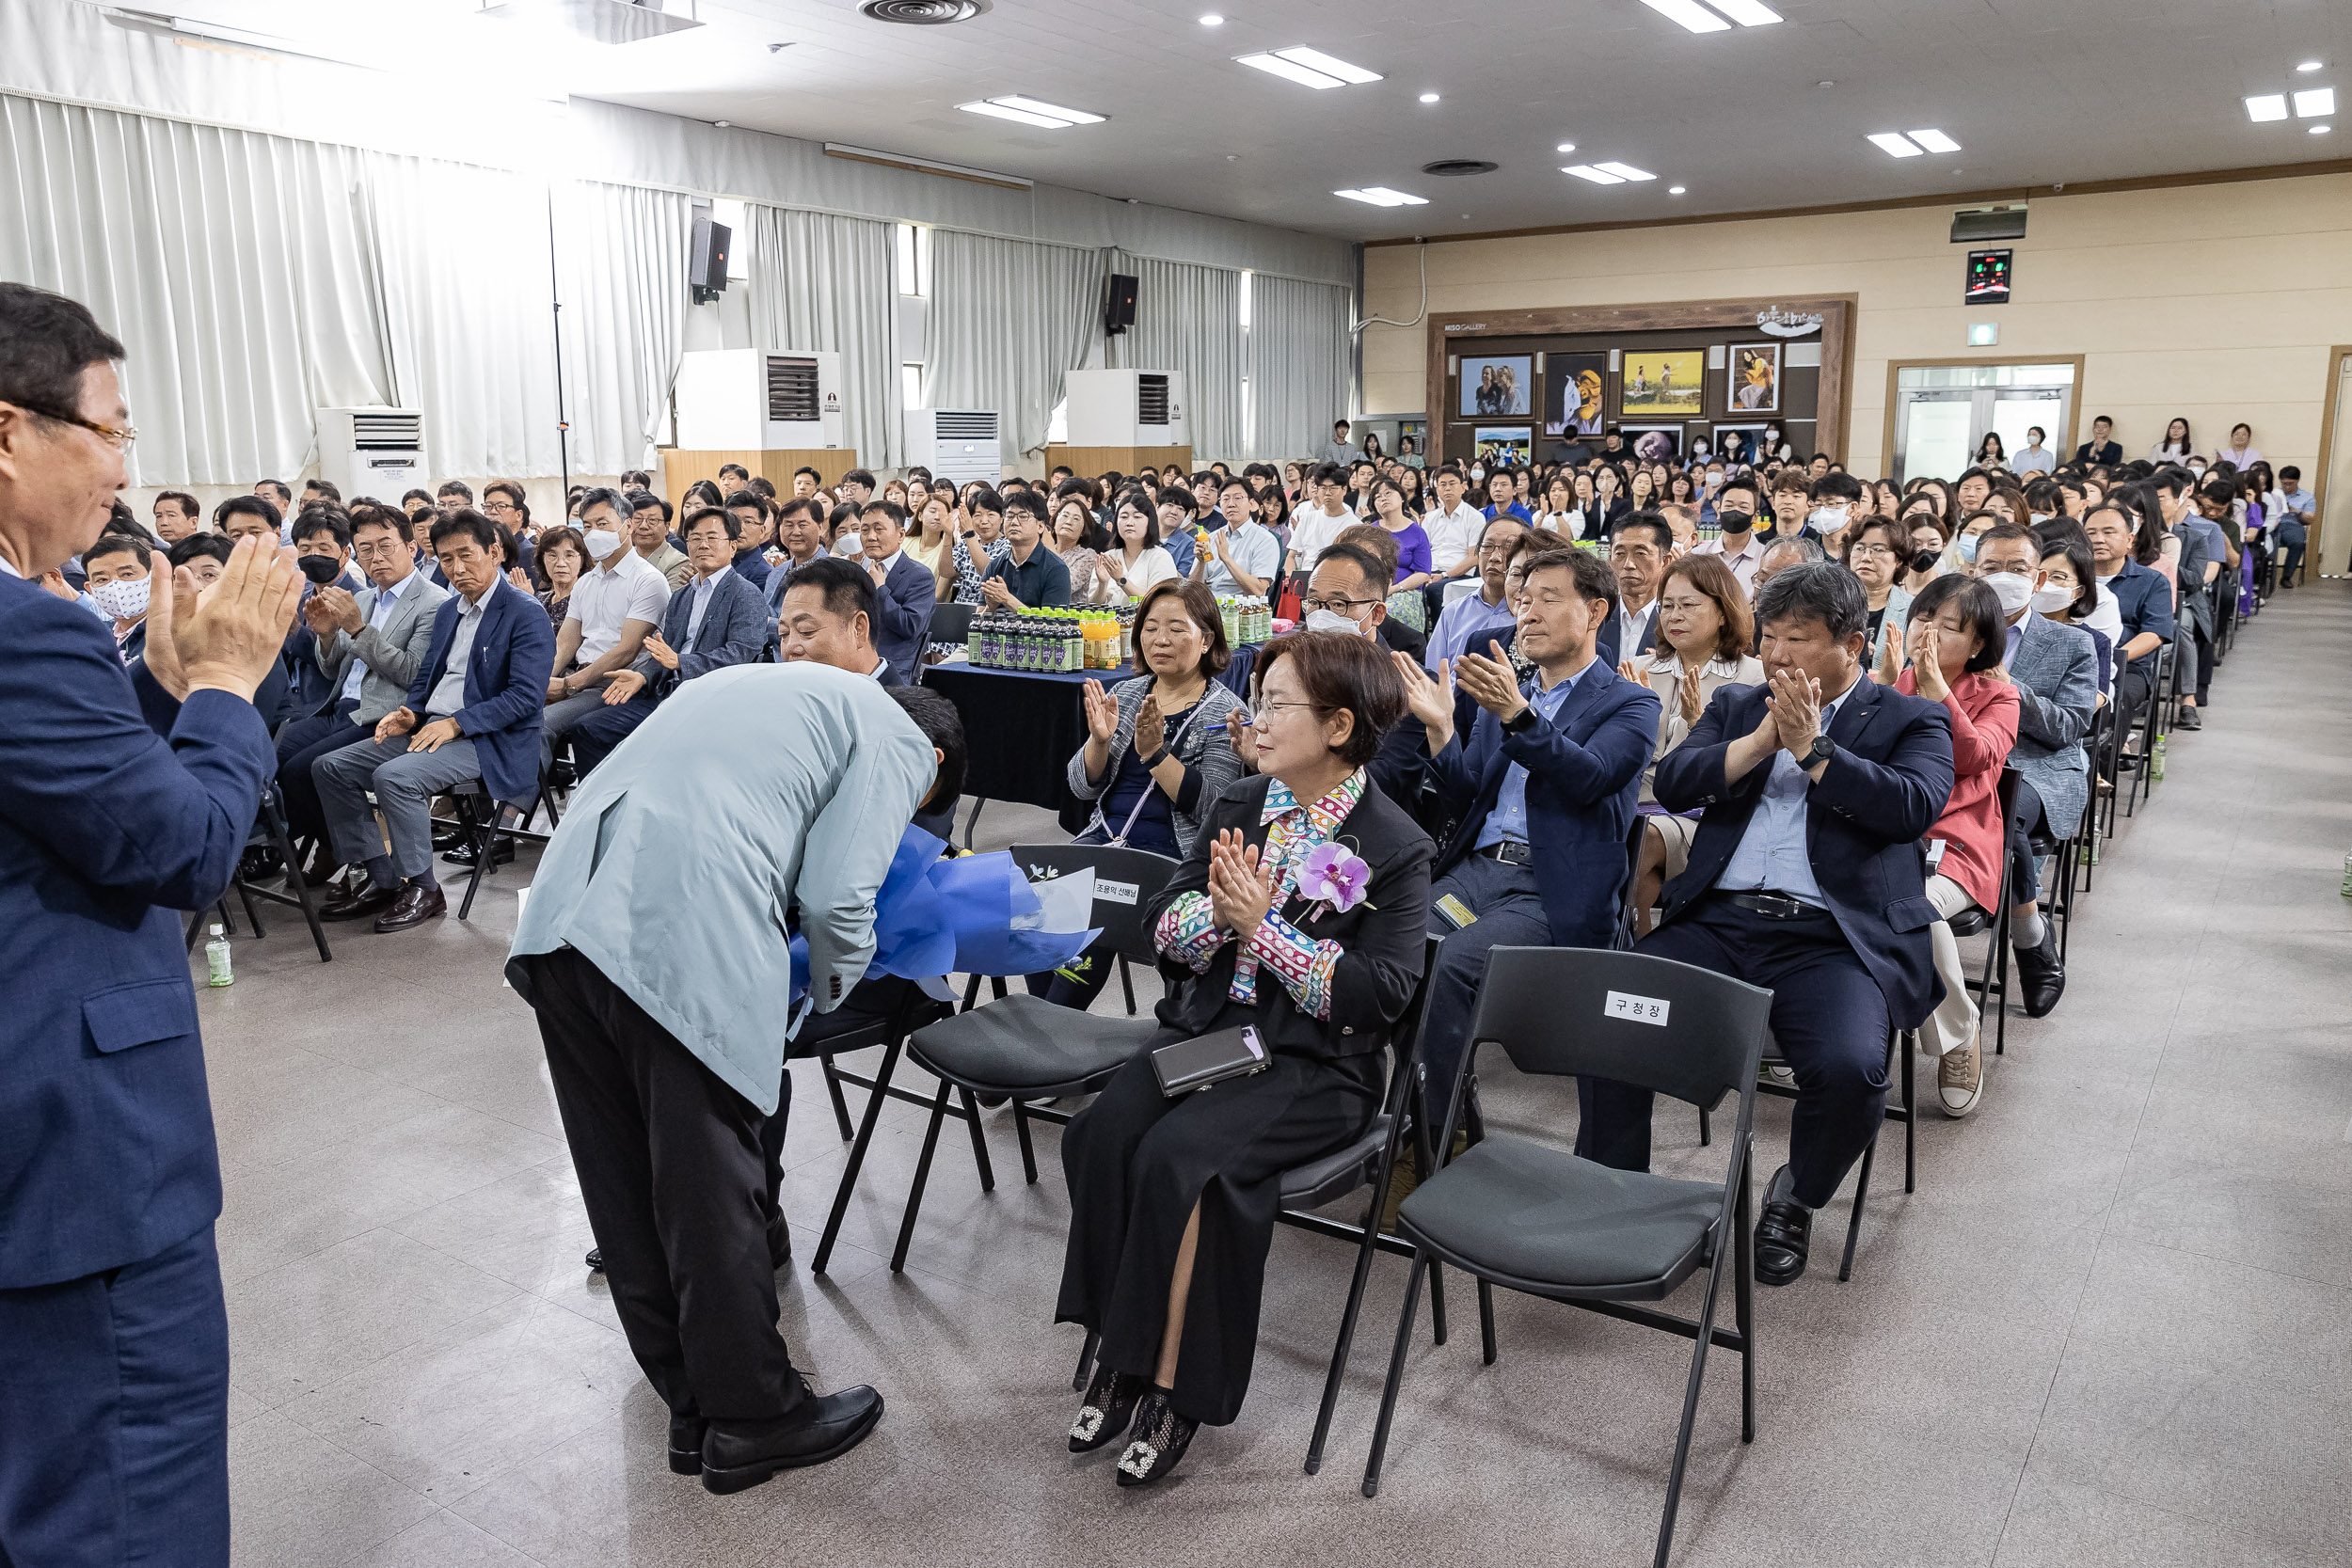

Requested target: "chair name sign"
[{"left": 1605, "top": 990, "right": 1672, "bottom": 1027}]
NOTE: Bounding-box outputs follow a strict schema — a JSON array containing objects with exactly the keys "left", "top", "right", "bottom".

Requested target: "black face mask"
[
  {"left": 297, "top": 554, "right": 345, "bottom": 585},
  {"left": 1715, "top": 510, "right": 1753, "bottom": 533},
  {"left": 1908, "top": 547, "right": 1944, "bottom": 576}
]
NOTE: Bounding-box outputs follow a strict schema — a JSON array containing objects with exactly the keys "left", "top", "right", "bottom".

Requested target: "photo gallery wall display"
[
  {"left": 1618, "top": 350, "right": 1706, "bottom": 418},
  {"left": 1542, "top": 352, "right": 1609, "bottom": 436},
  {"left": 1472, "top": 427, "right": 1533, "bottom": 468},
  {"left": 1620, "top": 425, "right": 1683, "bottom": 465},
  {"left": 1459, "top": 353, "right": 1534, "bottom": 419},
  {"left": 1712, "top": 423, "right": 1773, "bottom": 467},
  {"left": 1726, "top": 342, "right": 1782, "bottom": 415}
]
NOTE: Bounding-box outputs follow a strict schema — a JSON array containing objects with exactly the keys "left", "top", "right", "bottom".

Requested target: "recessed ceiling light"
[
  {"left": 958, "top": 96, "right": 1106, "bottom": 128},
  {"left": 1198, "top": 12, "right": 1223, "bottom": 24},
  {"left": 712, "top": 119, "right": 730, "bottom": 128},
  {"left": 1236, "top": 46, "right": 1382, "bottom": 88},
  {"left": 1419, "top": 91, "right": 1440, "bottom": 103},
  {"left": 1594, "top": 161, "right": 1657, "bottom": 181},
  {"left": 2246, "top": 94, "right": 2289, "bottom": 122},
  {"left": 1817, "top": 80, "right": 1835, "bottom": 88},
  {"left": 1640, "top": 0, "right": 1728, "bottom": 33},
  {"left": 1708, "top": 0, "right": 1784, "bottom": 24},
  {"left": 1563, "top": 164, "right": 1627, "bottom": 184},
  {"left": 1334, "top": 187, "right": 1427, "bottom": 207},
  {"left": 2313, "top": 123, "right": 2333, "bottom": 135},
  {"left": 2294, "top": 87, "right": 2335, "bottom": 117},
  {"left": 2297, "top": 60, "right": 2324, "bottom": 72},
  {"left": 1868, "top": 132, "right": 1924, "bottom": 156},
  {"left": 1668, "top": 185, "right": 1687, "bottom": 195},
  {"left": 1908, "top": 128, "right": 1962, "bottom": 152},
  {"left": 1555, "top": 142, "right": 1576, "bottom": 153}
]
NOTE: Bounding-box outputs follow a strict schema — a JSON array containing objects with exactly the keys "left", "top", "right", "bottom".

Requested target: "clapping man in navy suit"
[
  {"left": 0, "top": 282, "right": 306, "bottom": 1568},
  {"left": 853, "top": 498, "right": 938, "bottom": 682},
  {"left": 1585, "top": 562, "right": 1955, "bottom": 1286},
  {"left": 1393, "top": 545, "right": 1661, "bottom": 1152}
]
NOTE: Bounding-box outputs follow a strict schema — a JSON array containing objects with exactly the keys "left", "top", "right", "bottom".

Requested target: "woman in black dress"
[{"left": 1057, "top": 631, "right": 1434, "bottom": 1486}]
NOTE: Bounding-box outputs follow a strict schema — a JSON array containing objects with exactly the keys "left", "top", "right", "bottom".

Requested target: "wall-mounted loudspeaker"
[
  {"left": 1104, "top": 272, "right": 1139, "bottom": 336},
  {"left": 691, "top": 216, "right": 732, "bottom": 304}
]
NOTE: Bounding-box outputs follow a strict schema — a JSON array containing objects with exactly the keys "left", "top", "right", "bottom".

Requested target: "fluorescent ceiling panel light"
[
  {"left": 1563, "top": 164, "right": 1627, "bottom": 184},
  {"left": 1335, "top": 187, "right": 1427, "bottom": 207},
  {"left": 958, "top": 100, "right": 1073, "bottom": 128},
  {"left": 1236, "top": 52, "right": 1343, "bottom": 88},
  {"left": 1640, "top": 0, "right": 1730, "bottom": 34},
  {"left": 1274, "top": 46, "right": 1381, "bottom": 84},
  {"left": 988, "top": 94, "right": 1104, "bottom": 124},
  {"left": 1907, "top": 127, "right": 1961, "bottom": 152},
  {"left": 1707, "top": 0, "right": 1783, "bottom": 24},
  {"left": 1594, "top": 161, "right": 1656, "bottom": 181},
  {"left": 1868, "top": 132, "right": 1924, "bottom": 156},
  {"left": 2294, "top": 87, "right": 2335, "bottom": 117},
  {"left": 2245, "top": 94, "right": 2288, "bottom": 121}
]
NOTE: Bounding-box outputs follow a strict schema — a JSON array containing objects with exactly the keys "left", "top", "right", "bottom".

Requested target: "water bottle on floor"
[{"left": 204, "top": 923, "right": 233, "bottom": 987}]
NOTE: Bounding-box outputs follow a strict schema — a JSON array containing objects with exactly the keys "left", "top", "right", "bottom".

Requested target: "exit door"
[{"left": 1891, "top": 362, "right": 2076, "bottom": 484}]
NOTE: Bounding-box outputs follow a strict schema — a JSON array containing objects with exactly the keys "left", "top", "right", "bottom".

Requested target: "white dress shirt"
[
  {"left": 1422, "top": 501, "right": 1486, "bottom": 575},
  {"left": 567, "top": 548, "right": 672, "bottom": 666}
]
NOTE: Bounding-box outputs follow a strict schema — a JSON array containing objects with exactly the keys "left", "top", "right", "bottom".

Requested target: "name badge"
[{"left": 1605, "top": 990, "right": 1670, "bottom": 1027}]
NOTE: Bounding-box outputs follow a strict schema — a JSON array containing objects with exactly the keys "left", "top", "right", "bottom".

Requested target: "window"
[
  {"left": 902, "top": 363, "right": 926, "bottom": 411},
  {"left": 896, "top": 223, "right": 931, "bottom": 297},
  {"left": 1047, "top": 397, "right": 1068, "bottom": 445}
]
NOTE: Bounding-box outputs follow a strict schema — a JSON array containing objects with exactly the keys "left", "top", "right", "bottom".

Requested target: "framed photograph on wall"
[
  {"left": 1619, "top": 349, "right": 1705, "bottom": 418},
  {"left": 1458, "top": 353, "right": 1534, "bottom": 418},
  {"left": 1472, "top": 427, "right": 1533, "bottom": 468},
  {"left": 1712, "top": 423, "right": 1772, "bottom": 467},
  {"left": 1620, "top": 425, "right": 1683, "bottom": 466},
  {"left": 1542, "top": 352, "right": 1609, "bottom": 436},
  {"left": 1726, "top": 342, "right": 1782, "bottom": 415}
]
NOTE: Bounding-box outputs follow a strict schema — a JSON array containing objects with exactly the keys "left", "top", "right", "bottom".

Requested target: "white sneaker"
[
  {"left": 1939, "top": 1038, "right": 1983, "bottom": 1117},
  {"left": 1762, "top": 1063, "right": 1796, "bottom": 1088}
]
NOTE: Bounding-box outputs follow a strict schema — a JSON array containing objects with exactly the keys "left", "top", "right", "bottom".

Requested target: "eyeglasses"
[
  {"left": 1254, "top": 699, "right": 1328, "bottom": 719},
  {"left": 13, "top": 401, "right": 136, "bottom": 452},
  {"left": 1849, "top": 543, "right": 1897, "bottom": 558},
  {"left": 482, "top": 499, "right": 516, "bottom": 515},
  {"left": 1297, "top": 594, "right": 1378, "bottom": 614}
]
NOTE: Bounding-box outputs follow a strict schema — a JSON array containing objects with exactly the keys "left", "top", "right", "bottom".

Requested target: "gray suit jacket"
[
  {"left": 2006, "top": 610, "right": 2098, "bottom": 838},
  {"left": 505, "top": 664, "right": 935, "bottom": 1113},
  {"left": 314, "top": 570, "right": 451, "bottom": 725}
]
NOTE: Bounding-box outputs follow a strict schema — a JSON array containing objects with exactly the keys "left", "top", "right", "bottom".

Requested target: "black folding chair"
[
  {"left": 925, "top": 600, "right": 975, "bottom": 654},
  {"left": 1755, "top": 1022, "right": 1914, "bottom": 1282},
  {"left": 1357, "top": 947, "right": 1772, "bottom": 1568},
  {"left": 810, "top": 844, "right": 1181, "bottom": 1278},
  {"left": 1941, "top": 769, "right": 2015, "bottom": 1058}
]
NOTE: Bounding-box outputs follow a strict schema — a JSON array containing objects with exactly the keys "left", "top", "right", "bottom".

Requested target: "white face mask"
[
  {"left": 1807, "top": 506, "right": 1849, "bottom": 530},
  {"left": 580, "top": 527, "right": 622, "bottom": 561},
  {"left": 1469, "top": 465, "right": 1486, "bottom": 483},
  {"left": 90, "top": 577, "right": 151, "bottom": 620},
  {"left": 1303, "top": 607, "right": 1372, "bottom": 638},
  {"left": 2028, "top": 583, "right": 2075, "bottom": 614},
  {"left": 1982, "top": 569, "right": 2037, "bottom": 616}
]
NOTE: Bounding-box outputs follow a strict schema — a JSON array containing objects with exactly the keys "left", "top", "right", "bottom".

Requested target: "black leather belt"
[
  {"left": 1476, "top": 840, "right": 1534, "bottom": 866},
  {"left": 1720, "top": 891, "right": 1820, "bottom": 920}
]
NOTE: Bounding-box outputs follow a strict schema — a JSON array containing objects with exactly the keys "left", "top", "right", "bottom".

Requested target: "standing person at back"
[{"left": 0, "top": 282, "right": 307, "bottom": 1568}]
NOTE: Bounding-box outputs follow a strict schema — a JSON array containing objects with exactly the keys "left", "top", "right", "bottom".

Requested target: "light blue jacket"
[{"left": 506, "top": 663, "right": 935, "bottom": 1112}]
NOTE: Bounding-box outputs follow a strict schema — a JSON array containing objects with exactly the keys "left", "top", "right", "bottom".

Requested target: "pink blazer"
[{"left": 1895, "top": 669, "right": 2019, "bottom": 912}]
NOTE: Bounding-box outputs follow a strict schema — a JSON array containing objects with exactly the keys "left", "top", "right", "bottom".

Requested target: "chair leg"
[
  {"left": 892, "top": 1080, "right": 955, "bottom": 1273},
  {"left": 1012, "top": 1099, "right": 1039, "bottom": 1185},
  {"left": 1902, "top": 1030, "right": 1915, "bottom": 1196},
  {"left": 233, "top": 877, "right": 267, "bottom": 940},
  {"left": 1306, "top": 1140, "right": 1400, "bottom": 1475},
  {"left": 821, "top": 1053, "right": 855, "bottom": 1142},
  {"left": 456, "top": 800, "right": 493, "bottom": 922},
  {"left": 1654, "top": 1243, "right": 1731, "bottom": 1568},
  {"left": 815, "top": 1037, "right": 902, "bottom": 1275},
  {"left": 1476, "top": 1279, "right": 1497, "bottom": 1367},
  {"left": 1118, "top": 955, "right": 1136, "bottom": 1017},
  {"left": 1073, "top": 1329, "right": 1100, "bottom": 1392},
  {"left": 263, "top": 796, "right": 331, "bottom": 963},
  {"left": 1359, "top": 1252, "right": 1430, "bottom": 1499},
  {"left": 1697, "top": 1103, "right": 1711, "bottom": 1147},
  {"left": 1735, "top": 1148, "right": 1756, "bottom": 1443},
  {"left": 1839, "top": 1132, "right": 1879, "bottom": 1283},
  {"left": 957, "top": 1085, "right": 995, "bottom": 1193}
]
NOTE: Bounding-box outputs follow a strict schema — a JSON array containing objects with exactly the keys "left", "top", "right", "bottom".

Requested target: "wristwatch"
[
  {"left": 1502, "top": 705, "right": 1539, "bottom": 736},
  {"left": 1138, "top": 746, "right": 1172, "bottom": 770},
  {"left": 1799, "top": 735, "right": 1836, "bottom": 769}
]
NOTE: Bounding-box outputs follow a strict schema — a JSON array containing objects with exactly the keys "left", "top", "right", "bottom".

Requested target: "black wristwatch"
[
  {"left": 1502, "top": 705, "right": 1539, "bottom": 736},
  {"left": 1138, "top": 746, "right": 1172, "bottom": 770},
  {"left": 1799, "top": 736, "right": 1836, "bottom": 769}
]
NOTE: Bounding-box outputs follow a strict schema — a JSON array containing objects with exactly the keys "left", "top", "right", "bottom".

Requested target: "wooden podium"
[{"left": 661, "top": 450, "right": 861, "bottom": 507}]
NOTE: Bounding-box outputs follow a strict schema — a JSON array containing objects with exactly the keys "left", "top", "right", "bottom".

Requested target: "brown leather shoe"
[
  {"left": 320, "top": 884, "right": 401, "bottom": 922},
  {"left": 373, "top": 884, "right": 447, "bottom": 932}
]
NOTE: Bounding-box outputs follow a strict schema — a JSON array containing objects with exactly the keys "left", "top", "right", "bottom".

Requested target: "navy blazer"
[
  {"left": 1653, "top": 676, "right": 1955, "bottom": 1027},
  {"left": 405, "top": 579, "right": 556, "bottom": 804},
  {"left": 1426, "top": 661, "right": 1661, "bottom": 949},
  {"left": 2103, "top": 558, "right": 2175, "bottom": 660},
  {"left": 871, "top": 553, "right": 939, "bottom": 683},
  {"left": 0, "top": 573, "right": 274, "bottom": 1288},
  {"left": 640, "top": 570, "right": 768, "bottom": 698}
]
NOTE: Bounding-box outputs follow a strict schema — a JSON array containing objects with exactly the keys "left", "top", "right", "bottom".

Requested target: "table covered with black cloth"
[{"left": 919, "top": 661, "right": 1138, "bottom": 827}]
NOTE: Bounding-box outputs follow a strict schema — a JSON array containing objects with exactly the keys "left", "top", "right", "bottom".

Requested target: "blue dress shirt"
[
  {"left": 1474, "top": 658, "right": 1589, "bottom": 849},
  {"left": 1715, "top": 675, "right": 1861, "bottom": 907}
]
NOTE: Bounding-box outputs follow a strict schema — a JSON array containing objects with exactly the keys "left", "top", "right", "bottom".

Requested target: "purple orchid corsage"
[{"left": 1296, "top": 841, "right": 1373, "bottom": 921}]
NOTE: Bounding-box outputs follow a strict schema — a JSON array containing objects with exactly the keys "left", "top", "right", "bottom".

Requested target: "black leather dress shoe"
[
  {"left": 669, "top": 1415, "right": 707, "bottom": 1476},
  {"left": 442, "top": 836, "right": 514, "bottom": 869},
  {"left": 584, "top": 1247, "right": 604, "bottom": 1273},
  {"left": 373, "top": 884, "right": 447, "bottom": 932},
  {"left": 297, "top": 842, "right": 342, "bottom": 889},
  {"left": 432, "top": 825, "right": 467, "bottom": 851},
  {"left": 2013, "top": 925, "right": 2065, "bottom": 1017},
  {"left": 320, "top": 884, "right": 401, "bottom": 922},
  {"left": 1069, "top": 1362, "right": 1145, "bottom": 1454},
  {"left": 1754, "top": 1164, "right": 1813, "bottom": 1288},
  {"left": 701, "top": 1386, "right": 884, "bottom": 1495},
  {"left": 1114, "top": 1389, "right": 1198, "bottom": 1486}
]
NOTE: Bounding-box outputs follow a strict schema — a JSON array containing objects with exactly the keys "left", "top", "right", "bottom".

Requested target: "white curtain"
[
  {"left": 930, "top": 230, "right": 1104, "bottom": 458},
  {"left": 745, "top": 204, "right": 899, "bottom": 470},
  {"left": 561, "top": 181, "right": 691, "bottom": 475},
  {"left": 0, "top": 91, "right": 394, "bottom": 485},
  {"left": 1248, "top": 274, "right": 1353, "bottom": 462},
  {"left": 1114, "top": 252, "right": 1243, "bottom": 464}
]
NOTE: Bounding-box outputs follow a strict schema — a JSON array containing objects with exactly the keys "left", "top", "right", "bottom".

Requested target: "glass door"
[{"left": 1891, "top": 362, "right": 2076, "bottom": 484}]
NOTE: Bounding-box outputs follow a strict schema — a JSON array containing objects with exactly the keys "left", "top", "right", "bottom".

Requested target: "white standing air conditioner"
[
  {"left": 672, "top": 348, "right": 846, "bottom": 450},
  {"left": 316, "top": 407, "right": 425, "bottom": 498},
  {"left": 903, "top": 409, "right": 1003, "bottom": 486},
  {"left": 1062, "top": 369, "right": 1188, "bottom": 448}
]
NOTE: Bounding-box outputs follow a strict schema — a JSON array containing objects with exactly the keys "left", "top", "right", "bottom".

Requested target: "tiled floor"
[{"left": 203, "top": 584, "right": 2352, "bottom": 1565}]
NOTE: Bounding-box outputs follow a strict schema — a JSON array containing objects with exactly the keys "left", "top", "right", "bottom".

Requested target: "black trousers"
[
  {"left": 274, "top": 700, "right": 363, "bottom": 845},
  {"left": 2004, "top": 773, "right": 2049, "bottom": 914},
  {"left": 1588, "top": 896, "right": 1891, "bottom": 1210},
  {"left": 523, "top": 947, "right": 806, "bottom": 1425},
  {"left": 1057, "top": 1039, "right": 1378, "bottom": 1427}
]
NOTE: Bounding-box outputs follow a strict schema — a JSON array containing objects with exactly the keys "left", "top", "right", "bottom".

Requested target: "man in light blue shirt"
[
  {"left": 1196, "top": 474, "right": 1279, "bottom": 596},
  {"left": 1715, "top": 678, "right": 1864, "bottom": 906},
  {"left": 1426, "top": 516, "right": 1526, "bottom": 673}
]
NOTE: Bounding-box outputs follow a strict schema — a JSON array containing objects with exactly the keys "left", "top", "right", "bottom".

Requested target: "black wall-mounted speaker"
[
  {"left": 691, "top": 216, "right": 732, "bottom": 303},
  {"left": 1104, "top": 272, "right": 1139, "bottom": 335}
]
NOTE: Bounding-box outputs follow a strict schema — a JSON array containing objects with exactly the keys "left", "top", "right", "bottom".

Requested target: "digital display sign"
[{"left": 1966, "top": 248, "right": 2013, "bottom": 305}]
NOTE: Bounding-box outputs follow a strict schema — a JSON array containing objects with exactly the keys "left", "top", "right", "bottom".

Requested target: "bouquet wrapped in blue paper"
[{"left": 789, "top": 826, "right": 1101, "bottom": 1007}]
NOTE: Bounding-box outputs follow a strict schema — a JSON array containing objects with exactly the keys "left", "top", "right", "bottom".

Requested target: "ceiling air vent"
[
  {"left": 766, "top": 356, "right": 820, "bottom": 423},
  {"left": 1136, "top": 373, "right": 1171, "bottom": 426},
  {"left": 1421, "top": 159, "right": 1499, "bottom": 177},
  {"left": 859, "top": 0, "right": 989, "bottom": 24}
]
